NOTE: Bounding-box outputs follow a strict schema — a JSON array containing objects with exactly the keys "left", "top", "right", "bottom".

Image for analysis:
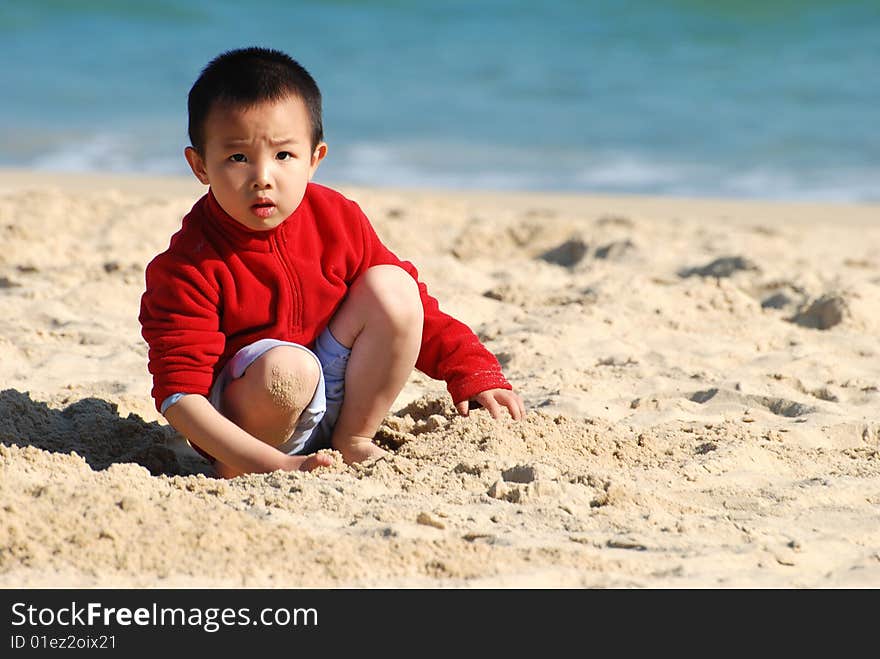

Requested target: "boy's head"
[
  {"left": 184, "top": 47, "right": 328, "bottom": 231},
  {"left": 188, "top": 47, "right": 323, "bottom": 154}
]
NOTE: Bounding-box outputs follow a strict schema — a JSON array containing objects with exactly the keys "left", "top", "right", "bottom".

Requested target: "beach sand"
[{"left": 1, "top": 168, "right": 878, "bottom": 587}]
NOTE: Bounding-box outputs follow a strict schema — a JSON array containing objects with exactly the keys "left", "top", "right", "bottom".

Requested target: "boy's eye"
[
  {"left": 229, "top": 153, "right": 247, "bottom": 163},
  {"left": 276, "top": 151, "right": 293, "bottom": 160}
]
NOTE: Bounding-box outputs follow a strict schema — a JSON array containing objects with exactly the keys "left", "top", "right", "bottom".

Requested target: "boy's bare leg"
[
  {"left": 216, "top": 346, "right": 324, "bottom": 478},
  {"left": 328, "top": 265, "right": 423, "bottom": 464}
]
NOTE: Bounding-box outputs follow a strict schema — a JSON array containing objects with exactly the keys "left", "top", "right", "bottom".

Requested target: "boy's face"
[{"left": 185, "top": 95, "right": 327, "bottom": 231}]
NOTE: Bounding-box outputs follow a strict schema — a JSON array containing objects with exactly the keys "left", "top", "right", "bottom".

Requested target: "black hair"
[{"left": 187, "top": 47, "right": 323, "bottom": 153}]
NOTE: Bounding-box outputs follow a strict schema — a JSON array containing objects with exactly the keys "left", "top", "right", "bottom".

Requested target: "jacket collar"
[{"left": 202, "top": 188, "right": 296, "bottom": 251}]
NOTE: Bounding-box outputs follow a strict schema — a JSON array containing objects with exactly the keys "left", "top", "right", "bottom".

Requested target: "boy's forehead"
[{"left": 204, "top": 95, "right": 311, "bottom": 135}]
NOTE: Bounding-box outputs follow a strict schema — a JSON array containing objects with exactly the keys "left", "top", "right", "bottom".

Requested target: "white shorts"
[{"left": 164, "top": 327, "right": 350, "bottom": 460}]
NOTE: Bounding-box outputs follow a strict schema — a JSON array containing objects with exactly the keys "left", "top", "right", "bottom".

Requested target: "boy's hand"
[{"left": 456, "top": 388, "right": 526, "bottom": 421}]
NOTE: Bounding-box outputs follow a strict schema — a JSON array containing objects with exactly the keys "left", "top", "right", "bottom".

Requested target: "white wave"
[
  {"left": 11, "top": 134, "right": 879, "bottom": 202},
  {"left": 25, "top": 131, "right": 187, "bottom": 176}
]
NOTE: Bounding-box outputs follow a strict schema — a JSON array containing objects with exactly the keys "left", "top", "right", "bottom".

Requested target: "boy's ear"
[
  {"left": 308, "top": 142, "right": 328, "bottom": 179},
  {"left": 184, "top": 146, "right": 210, "bottom": 185}
]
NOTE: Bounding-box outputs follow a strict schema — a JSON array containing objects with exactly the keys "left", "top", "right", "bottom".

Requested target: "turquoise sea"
[{"left": 2, "top": 0, "right": 878, "bottom": 200}]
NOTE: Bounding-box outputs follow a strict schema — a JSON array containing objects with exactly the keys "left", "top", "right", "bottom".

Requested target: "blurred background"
[{"left": 1, "top": 0, "right": 877, "bottom": 200}]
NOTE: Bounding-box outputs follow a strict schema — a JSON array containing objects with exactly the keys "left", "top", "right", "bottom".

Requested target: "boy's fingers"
[
  {"left": 460, "top": 392, "right": 525, "bottom": 420},
  {"left": 482, "top": 395, "right": 504, "bottom": 420},
  {"left": 491, "top": 391, "right": 521, "bottom": 420},
  {"left": 509, "top": 398, "right": 523, "bottom": 420},
  {"left": 509, "top": 398, "right": 524, "bottom": 421}
]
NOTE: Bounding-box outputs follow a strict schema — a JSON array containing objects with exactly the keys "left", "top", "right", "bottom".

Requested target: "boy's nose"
[{"left": 252, "top": 162, "right": 272, "bottom": 189}]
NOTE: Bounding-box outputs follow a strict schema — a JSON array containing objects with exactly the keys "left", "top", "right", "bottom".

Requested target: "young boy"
[{"left": 139, "top": 47, "right": 524, "bottom": 479}]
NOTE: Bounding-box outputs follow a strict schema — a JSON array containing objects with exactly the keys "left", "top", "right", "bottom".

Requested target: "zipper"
[{"left": 272, "top": 231, "right": 302, "bottom": 332}]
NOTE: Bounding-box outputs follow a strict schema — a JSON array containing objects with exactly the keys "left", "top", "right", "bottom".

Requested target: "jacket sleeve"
[
  {"left": 352, "top": 205, "right": 512, "bottom": 404},
  {"left": 139, "top": 252, "right": 225, "bottom": 413}
]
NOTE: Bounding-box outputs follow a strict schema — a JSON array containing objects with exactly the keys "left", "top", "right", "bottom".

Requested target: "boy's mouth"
[{"left": 251, "top": 199, "right": 276, "bottom": 218}]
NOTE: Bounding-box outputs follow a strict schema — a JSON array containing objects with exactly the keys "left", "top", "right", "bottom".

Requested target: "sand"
[{"left": 1, "top": 168, "right": 878, "bottom": 588}]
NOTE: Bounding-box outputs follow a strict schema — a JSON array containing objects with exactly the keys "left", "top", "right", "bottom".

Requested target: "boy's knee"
[
  {"left": 219, "top": 346, "right": 320, "bottom": 449},
  {"left": 243, "top": 346, "right": 321, "bottom": 412},
  {"left": 359, "top": 265, "right": 423, "bottom": 326}
]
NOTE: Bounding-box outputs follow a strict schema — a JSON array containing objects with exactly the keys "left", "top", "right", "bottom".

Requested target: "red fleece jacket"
[{"left": 139, "top": 183, "right": 511, "bottom": 413}]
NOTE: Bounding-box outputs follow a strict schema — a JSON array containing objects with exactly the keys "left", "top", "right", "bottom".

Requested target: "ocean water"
[{"left": 2, "top": 0, "right": 878, "bottom": 201}]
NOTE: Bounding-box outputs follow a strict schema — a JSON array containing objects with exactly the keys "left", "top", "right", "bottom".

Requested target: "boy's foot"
[
  {"left": 332, "top": 435, "right": 388, "bottom": 465},
  {"left": 293, "top": 453, "right": 335, "bottom": 471}
]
